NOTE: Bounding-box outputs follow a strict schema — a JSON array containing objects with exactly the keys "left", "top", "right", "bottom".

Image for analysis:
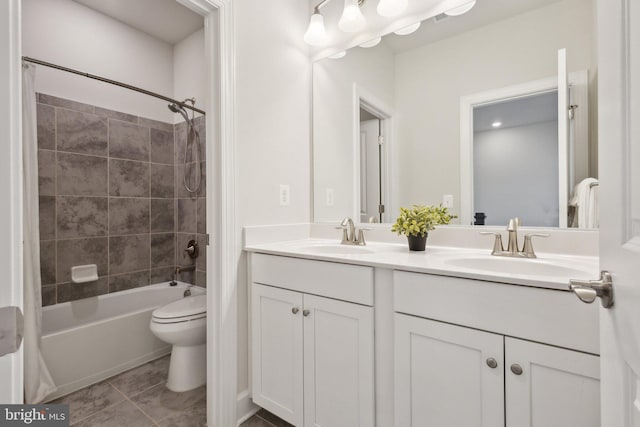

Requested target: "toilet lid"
[{"left": 152, "top": 294, "right": 207, "bottom": 320}]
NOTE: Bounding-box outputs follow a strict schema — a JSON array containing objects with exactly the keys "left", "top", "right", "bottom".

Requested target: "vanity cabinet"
[
  {"left": 394, "top": 314, "right": 505, "bottom": 426},
  {"left": 394, "top": 271, "right": 601, "bottom": 427},
  {"left": 250, "top": 254, "right": 375, "bottom": 427},
  {"left": 395, "top": 314, "right": 600, "bottom": 427}
]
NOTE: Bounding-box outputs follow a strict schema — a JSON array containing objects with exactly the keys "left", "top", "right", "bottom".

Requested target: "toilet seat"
[{"left": 151, "top": 294, "right": 206, "bottom": 324}]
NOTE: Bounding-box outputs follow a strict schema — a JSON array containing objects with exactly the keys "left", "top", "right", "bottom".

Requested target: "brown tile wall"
[{"left": 37, "top": 94, "right": 207, "bottom": 306}]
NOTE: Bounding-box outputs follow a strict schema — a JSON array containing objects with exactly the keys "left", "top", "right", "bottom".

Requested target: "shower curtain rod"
[{"left": 22, "top": 56, "right": 206, "bottom": 116}]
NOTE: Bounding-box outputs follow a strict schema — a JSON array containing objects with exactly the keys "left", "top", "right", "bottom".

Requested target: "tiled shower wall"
[{"left": 37, "top": 93, "right": 207, "bottom": 306}]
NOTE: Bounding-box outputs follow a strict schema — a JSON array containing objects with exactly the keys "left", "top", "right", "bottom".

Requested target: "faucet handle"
[
  {"left": 480, "top": 231, "right": 504, "bottom": 255},
  {"left": 522, "top": 233, "right": 550, "bottom": 258},
  {"left": 335, "top": 226, "right": 349, "bottom": 244},
  {"left": 356, "top": 227, "right": 372, "bottom": 246}
]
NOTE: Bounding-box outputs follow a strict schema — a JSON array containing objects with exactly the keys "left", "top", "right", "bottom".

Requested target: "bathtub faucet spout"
[{"left": 170, "top": 265, "right": 196, "bottom": 286}]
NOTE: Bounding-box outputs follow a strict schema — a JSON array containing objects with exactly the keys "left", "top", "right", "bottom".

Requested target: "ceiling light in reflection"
[
  {"left": 445, "top": 0, "right": 477, "bottom": 16},
  {"left": 393, "top": 22, "right": 421, "bottom": 36},
  {"left": 492, "top": 121, "right": 502, "bottom": 128},
  {"left": 360, "top": 37, "right": 382, "bottom": 48}
]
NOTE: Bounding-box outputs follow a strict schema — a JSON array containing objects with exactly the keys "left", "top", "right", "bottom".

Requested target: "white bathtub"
[{"left": 41, "top": 282, "right": 205, "bottom": 401}]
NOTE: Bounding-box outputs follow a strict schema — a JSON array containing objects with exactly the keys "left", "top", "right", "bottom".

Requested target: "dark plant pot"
[{"left": 407, "top": 234, "right": 428, "bottom": 251}]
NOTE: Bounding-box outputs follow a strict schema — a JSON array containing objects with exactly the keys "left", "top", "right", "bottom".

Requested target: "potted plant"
[{"left": 391, "top": 204, "right": 456, "bottom": 251}]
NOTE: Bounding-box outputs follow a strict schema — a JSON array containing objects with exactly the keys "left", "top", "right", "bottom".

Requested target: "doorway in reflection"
[{"left": 473, "top": 91, "right": 559, "bottom": 227}]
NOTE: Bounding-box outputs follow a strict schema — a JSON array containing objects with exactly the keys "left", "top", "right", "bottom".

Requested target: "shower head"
[{"left": 168, "top": 103, "right": 190, "bottom": 123}]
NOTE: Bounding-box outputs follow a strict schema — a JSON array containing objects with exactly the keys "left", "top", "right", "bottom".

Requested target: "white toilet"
[{"left": 150, "top": 293, "right": 207, "bottom": 392}]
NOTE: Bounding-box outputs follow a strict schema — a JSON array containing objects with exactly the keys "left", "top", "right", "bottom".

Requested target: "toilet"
[{"left": 150, "top": 294, "right": 207, "bottom": 392}]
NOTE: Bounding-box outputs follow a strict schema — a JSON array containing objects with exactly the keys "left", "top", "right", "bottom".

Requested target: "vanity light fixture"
[
  {"left": 304, "top": 8, "right": 329, "bottom": 46},
  {"left": 492, "top": 121, "right": 502, "bottom": 128},
  {"left": 394, "top": 22, "right": 421, "bottom": 35},
  {"left": 339, "top": 0, "right": 367, "bottom": 32},
  {"left": 359, "top": 36, "right": 382, "bottom": 48},
  {"left": 377, "top": 0, "right": 408, "bottom": 17},
  {"left": 444, "top": 0, "right": 477, "bottom": 16}
]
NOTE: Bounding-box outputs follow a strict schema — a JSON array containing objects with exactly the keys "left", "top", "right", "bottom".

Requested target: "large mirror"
[{"left": 312, "top": 0, "right": 597, "bottom": 228}]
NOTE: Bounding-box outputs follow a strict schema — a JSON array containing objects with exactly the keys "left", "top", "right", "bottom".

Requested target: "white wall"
[
  {"left": 235, "top": 0, "right": 311, "bottom": 398},
  {"left": 22, "top": 0, "right": 175, "bottom": 122},
  {"left": 394, "top": 0, "right": 593, "bottom": 215},
  {"left": 173, "top": 28, "right": 206, "bottom": 122},
  {"left": 474, "top": 121, "right": 559, "bottom": 227},
  {"left": 313, "top": 44, "right": 395, "bottom": 222}
]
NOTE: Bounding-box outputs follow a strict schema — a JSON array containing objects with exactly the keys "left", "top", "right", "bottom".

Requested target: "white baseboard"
[{"left": 236, "top": 389, "right": 259, "bottom": 426}]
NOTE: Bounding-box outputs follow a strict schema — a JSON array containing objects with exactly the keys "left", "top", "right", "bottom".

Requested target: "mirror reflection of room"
[{"left": 312, "top": 0, "right": 597, "bottom": 228}]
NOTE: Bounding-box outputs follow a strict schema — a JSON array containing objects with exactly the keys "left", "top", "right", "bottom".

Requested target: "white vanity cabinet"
[
  {"left": 250, "top": 254, "right": 375, "bottom": 427},
  {"left": 393, "top": 270, "right": 601, "bottom": 427},
  {"left": 395, "top": 314, "right": 505, "bottom": 426}
]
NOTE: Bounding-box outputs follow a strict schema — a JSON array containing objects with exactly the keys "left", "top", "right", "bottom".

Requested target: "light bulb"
[
  {"left": 393, "top": 22, "right": 421, "bottom": 36},
  {"left": 304, "top": 13, "right": 328, "bottom": 46},
  {"left": 445, "top": 0, "right": 476, "bottom": 16},
  {"left": 339, "top": 0, "right": 366, "bottom": 33},
  {"left": 377, "top": 0, "right": 408, "bottom": 17},
  {"left": 360, "top": 37, "right": 382, "bottom": 48}
]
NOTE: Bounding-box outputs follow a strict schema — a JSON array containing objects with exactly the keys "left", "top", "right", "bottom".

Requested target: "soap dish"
[{"left": 71, "top": 264, "right": 98, "bottom": 284}]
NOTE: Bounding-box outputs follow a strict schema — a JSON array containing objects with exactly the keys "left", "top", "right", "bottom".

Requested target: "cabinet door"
[
  {"left": 251, "top": 284, "right": 304, "bottom": 426},
  {"left": 395, "top": 314, "right": 504, "bottom": 427},
  {"left": 505, "top": 337, "right": 600, "bottom": 427},
  {"left": 303, "top": 294, "right": 374, "bottom": 427}
]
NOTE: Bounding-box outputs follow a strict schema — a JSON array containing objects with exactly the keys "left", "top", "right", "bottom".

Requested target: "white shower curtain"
[{"left": 22, "top": 63, "right": 57, "bottom": 403}]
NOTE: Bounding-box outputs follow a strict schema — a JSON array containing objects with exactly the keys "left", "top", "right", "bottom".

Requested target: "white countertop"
[{"left": 244, "top": 238, "right": 600, "bottom": 291}]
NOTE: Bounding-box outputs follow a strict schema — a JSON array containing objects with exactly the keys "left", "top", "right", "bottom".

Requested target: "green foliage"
[{"left": 391, "top": 204, "right": 457, "bottom": 237}]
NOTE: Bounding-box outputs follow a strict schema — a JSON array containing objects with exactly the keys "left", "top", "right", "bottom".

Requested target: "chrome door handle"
[{"left": 569, "top": 270, "right": 614, "bottom": 308}]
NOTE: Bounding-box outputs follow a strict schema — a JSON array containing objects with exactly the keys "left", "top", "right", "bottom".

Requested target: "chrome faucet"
[
  {"left": 336, "top": 217, "right": 371, "bottom": 246},
  {"left": 480, "top": 217, "right": 549, "bottom": 258}
]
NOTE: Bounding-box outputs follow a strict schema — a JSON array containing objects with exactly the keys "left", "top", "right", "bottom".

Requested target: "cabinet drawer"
[
  {"left": 251, "top": 253, "right": 374, "bottom": 306},
  {"left": 393, "top": 270, "right": 599, "bottom": 354}
]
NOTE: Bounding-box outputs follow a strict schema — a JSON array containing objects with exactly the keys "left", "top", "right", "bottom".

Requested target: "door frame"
[
  {"left": 0, "top": 0, "right": 25, "bottom": 405},
  {"left": 460, "top": 77, "right": 558, "bottom": 226},
  {"left": 178, "top": 1, "right": 238, "bottom": 426},
  {"left": 3, "top": 2, "right": 239, "bottom": 425},
  {"left": 352, "top": 84, "right": 394, "bottom": 223}
]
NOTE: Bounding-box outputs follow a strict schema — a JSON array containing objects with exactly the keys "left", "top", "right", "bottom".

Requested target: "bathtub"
[{"left": 41, "top": 282, "right": 205, "bottom": 401}]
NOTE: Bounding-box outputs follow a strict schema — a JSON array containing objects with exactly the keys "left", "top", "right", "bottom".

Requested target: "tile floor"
[
  {"left": 49, "top": 355, "right": 291, "bottom": 427},
  {"left": 49, "top": 355, "right": 206, "bottom": 426},
  {"left": 240, "top": 409, "right": 294, "bottom": 427}
]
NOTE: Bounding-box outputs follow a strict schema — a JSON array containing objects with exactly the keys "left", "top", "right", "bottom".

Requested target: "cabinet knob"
[
  {"left": 510, "top": 364, "right": 523, "bottom": 375},
  {"left": 486, "top": 358, "right": 498, "bottom": 369},
  {"left": 292, "top": 307, "right": 299, "bottom": 314},
  {"left": 303, "top": 309, "right": 310, "bottom": 317}
]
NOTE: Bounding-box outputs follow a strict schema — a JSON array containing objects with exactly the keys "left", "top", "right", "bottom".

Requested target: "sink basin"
[
  {"left": 444, "top": 257, "right": 588, "bottom": 278},
  {"left": 298, "top": 244, "right": 374, "bottom": 255}
]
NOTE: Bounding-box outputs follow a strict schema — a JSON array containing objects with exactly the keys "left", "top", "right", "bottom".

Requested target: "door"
[
  {"left": 251, "top": 284, "right": 304, "bottom": 426},
  {"left": 0, "top": 0, "right": 24, "bottom": 404},
  {"left": 597, "top": 0, "right": 640, "bottom": 426},
  {"left": 303, "top": 294, "right": 374, "bottom": 427},
  {"left": 557, "top": 48, "right": 569, "bottom": 228},
  {"left": 394, "top": 314, "right": 504, "bottom": 427},
  {"left": 359, "top": 119, "right": 380, "bottom": 223},
  {"left": 505, "top": 338, "right": 600, "bottom": 427}
]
